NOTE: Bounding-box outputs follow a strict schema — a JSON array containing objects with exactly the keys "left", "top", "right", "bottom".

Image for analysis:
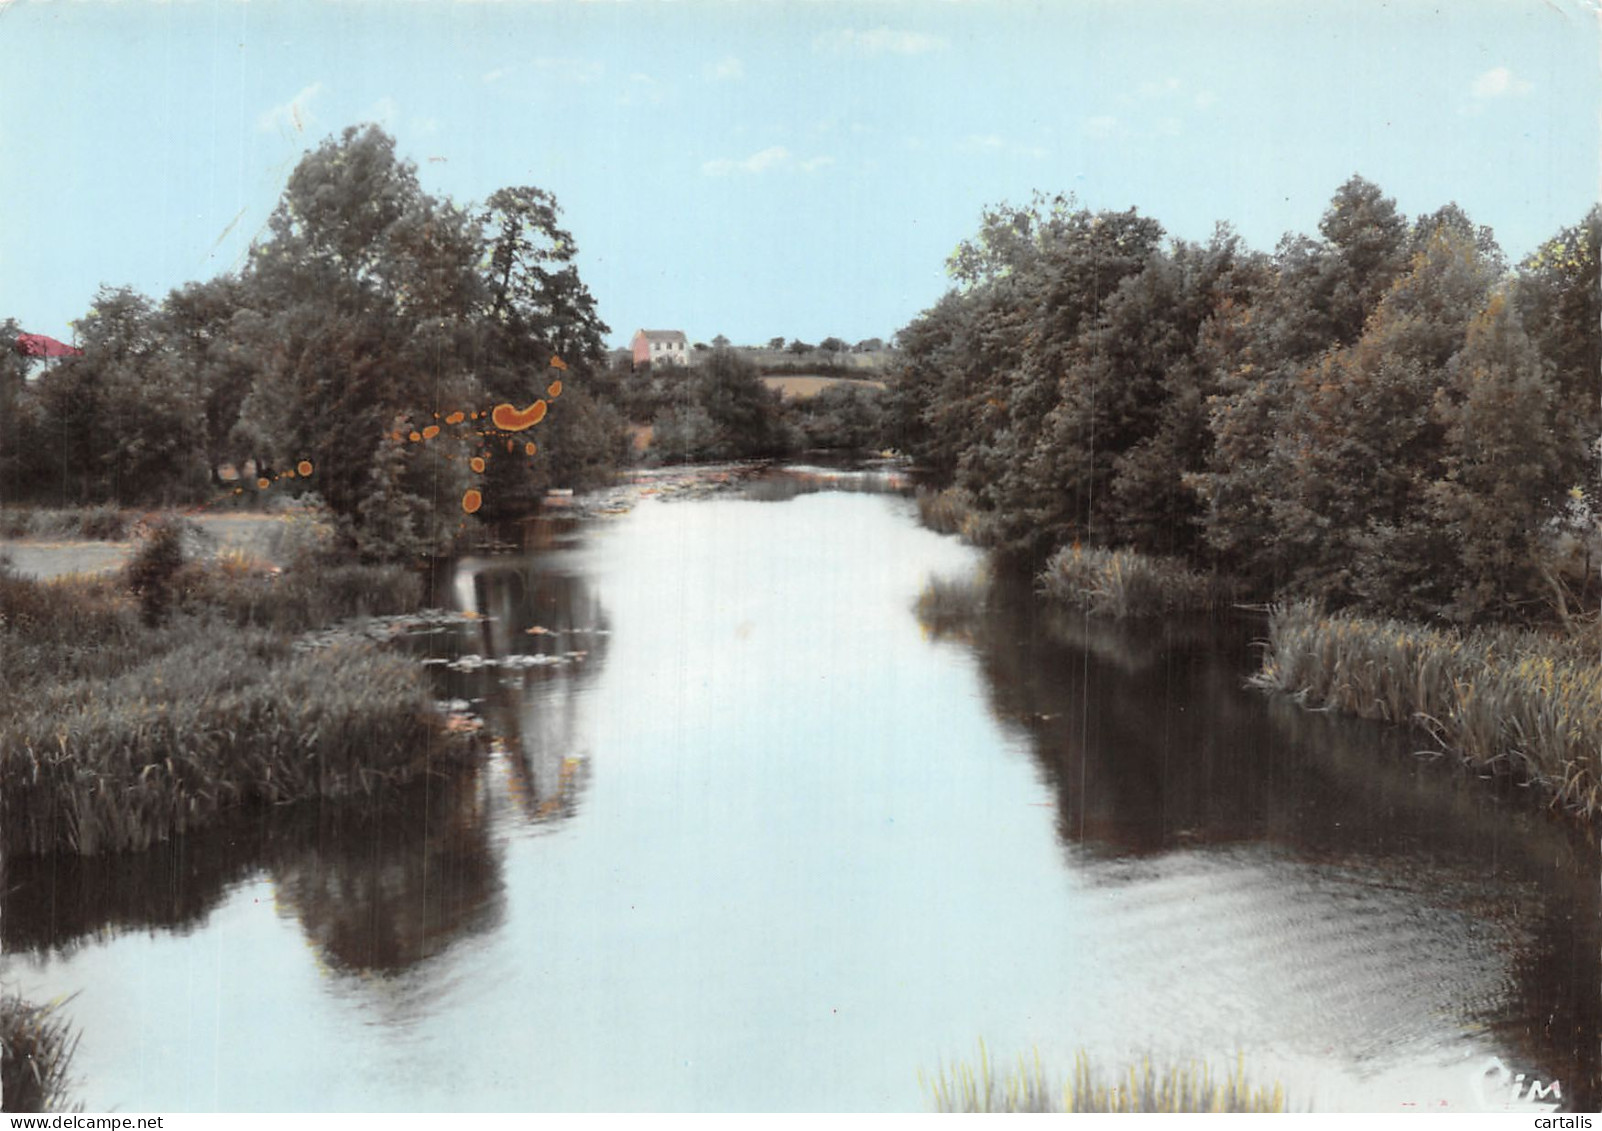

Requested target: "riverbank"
[
  {"left": 1254, "top": 602, "right": 1602, "bottom": 820},
  {"left": 0, "top": 524, "right": 477, "bottom": 857}
]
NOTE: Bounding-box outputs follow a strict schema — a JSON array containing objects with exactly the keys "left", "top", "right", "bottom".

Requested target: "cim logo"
[{"left": 1474, "top": 1057, "right": 1563, "bottom": 1110}]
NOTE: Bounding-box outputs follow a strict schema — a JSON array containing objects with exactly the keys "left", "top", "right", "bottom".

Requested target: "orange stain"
[
  {"left": 506, "top": 439, "right": 515, "bottom": 452},
  {"left": 546, "top": 379, "right": 563, "bottom": 398},
  {"left": 422, "top": 424, "right": 440, "bottom": 440},
  {"left": 297, "top": 460, "right": 314, "bottom": 476},
  {"left": 470, "top": 457, "right": 486, "bottom": 473},
  {"left": 524, "top": 441, "right": 537, "bottom": 455},
  {"left": 389, "top": 431, "right": 403, "bottom": 443},
  {"left": 550, "top": 355, "right": 568, "bottom": 371},
  {"left": 445, "top": 411, "right": 465, "bottom": 425},
  {"left": 257, "top": 477, "right": 271, "bottom": 490},
  {"left": 490, "top": 400, "right": 548, "bottom": 432},
  {"left": 461, "top": 489, "right": 483, "bottom": 515},
  {"left": 409, "top": 430, "right": 422, "bottom": 443}
]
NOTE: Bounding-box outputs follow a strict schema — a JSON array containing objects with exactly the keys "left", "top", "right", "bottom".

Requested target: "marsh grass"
[
  {"left": 1039, "top": 545, "right": 1234, "bottom": 619},
  {"left": 0, "top": 547, "right": 464, "bottom": 857},
  {"left": 922, "top": 1045, "right": 1288, "bottom": 1113},
  {"left": 0, "top": 505, "right": 134, "bottom": 543},
  {"left": 914, "top": 487, "right": 998, "bottom": 547},
  {"left": 1255, "top": 602, "right": 1602, "bottom": 819},
  {"left": 0, "top": 996, "right": 80, "bottom": 1113}
]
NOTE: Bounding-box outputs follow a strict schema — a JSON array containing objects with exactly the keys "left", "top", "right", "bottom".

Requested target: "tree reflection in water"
[{"left": 912, "top": 574, "right": 1601, "bottom": 1111}]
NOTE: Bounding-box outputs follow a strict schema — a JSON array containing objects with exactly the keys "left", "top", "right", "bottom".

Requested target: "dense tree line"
[
  {"left": 1, "top": 126, "right": 628, "bottom": 558},
  {"left": 893, "top": 178, "right": 1599, "bottom": 625}
]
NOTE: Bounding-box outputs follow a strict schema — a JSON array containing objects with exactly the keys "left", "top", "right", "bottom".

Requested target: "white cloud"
[
  {"left": 961, "top": 134, "right": 1005, "bottom": 151},
  {"left": 814, "top": 27, "right": 948, "bottom": 57},
  {"left": 1472, "top": 65, "right": 1533, "bottom": 98},
  {"left": 1082, "top": 115, "right": 1119, "bottom": 138},
  {"left": 702, "top": 146, "right": 833, "bottom": 176},
  {"left": 704, "top": 56, "right": 744, "bottom": 82},
  {"left": 1193, "top": 90, "right": 1218, "bottom": 110},
  {"left": 482, "top": 68, "right": 506, "bottom": 85},
  {"left": 257, "top": 82, "right": 322, "bottom": 135}
]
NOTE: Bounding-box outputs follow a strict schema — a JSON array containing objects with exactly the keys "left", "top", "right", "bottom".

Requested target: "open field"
[{"left": 761, "top": 374, "right": 887, "bottom": 400}]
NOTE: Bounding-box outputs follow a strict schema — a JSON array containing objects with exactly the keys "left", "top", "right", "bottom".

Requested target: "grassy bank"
[
  {"left": 0, "top": 504, "right": 135, "bottom": 542},
  {"left": 922, "top": 1047, "right": 1287, "bottom": 1113},
  {"left": 0, "top": 530, "right": 471, "bottom": 857},
  {"left": 1038, "top": 544, "right": 1234, "bottom": 618},
  {"left": 1254, "top": 602, "right": 1602, "bottom": 819},
  {"left": 1, "top": 997, "right": 79, "bottom": 1113}
]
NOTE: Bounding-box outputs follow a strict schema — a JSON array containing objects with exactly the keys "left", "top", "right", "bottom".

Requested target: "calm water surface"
[{"left": 4, "top": 468, "right": 1597, "bottom": 1111}]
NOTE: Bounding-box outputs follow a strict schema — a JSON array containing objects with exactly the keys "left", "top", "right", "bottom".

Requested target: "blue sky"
[{"left": 2, "top": 0, "right": 1597, "bottom": 349}]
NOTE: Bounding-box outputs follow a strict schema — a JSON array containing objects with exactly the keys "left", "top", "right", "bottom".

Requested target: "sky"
[{"left": 1, "top": 0, "right": 1598, "bottom": 350}]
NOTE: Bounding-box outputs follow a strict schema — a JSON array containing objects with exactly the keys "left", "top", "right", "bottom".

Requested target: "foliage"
[
  {"left": 0, "top": 126, "right": 624, "bottom": 555},
  {"left": 896, "top": 176, "right": 1593, "bottom": 629},
  {"left": 124, "top": 517, "right": 191, "bottom": 625},
  {"left": 792, "top": 381, "right": 889, "bottom": 450},
  {"left": 649, "top": 348, "right": 795, "bottom": 461}
]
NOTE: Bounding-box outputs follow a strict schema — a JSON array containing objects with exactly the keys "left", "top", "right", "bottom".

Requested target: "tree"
[
  {"left": 1427, "top": 293, "right": 1566, "bottom": 621},
  {"left": 651, "top": 348, "right": 793, "bottom": 460},
  {"left": 768, "top": 337, "right": 786, "bottom": 350},
  {"left": 481, "top": 185, "right": 609, "bottom": 369},
  {"left": 712, "top": 334, "right": 731, "bottom": 349},
  {"left": 787, "top": 339, "right": 813, "bottom": 355}
]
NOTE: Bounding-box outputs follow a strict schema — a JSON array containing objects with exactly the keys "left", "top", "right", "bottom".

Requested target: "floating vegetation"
[
  {"left": 1038, "top": 544, "right": 1235, "bottom": 619},
  {"left": 1, "top": 995, "right": 81, "bottom": 1113},
  {"left": 922, "top": 1045, "right": 1288, "bottom": 1113},
  {"left": 1254, "top": 602, "right": 1602, "bottom": 819}
]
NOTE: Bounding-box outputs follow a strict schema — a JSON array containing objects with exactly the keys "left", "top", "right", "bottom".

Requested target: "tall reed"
[
  {"left": 1, "top": 996, "right": 80, "bottom": 1112},
  {"left": 1255, "top": 602, "right": 1602, "bottom": 818},
  {"left": 922, "top": 1044, "right": 1287, "bottom": 1113},
  {"left": 1039, "top": 544, "right": 1234, "bottom": 618}
]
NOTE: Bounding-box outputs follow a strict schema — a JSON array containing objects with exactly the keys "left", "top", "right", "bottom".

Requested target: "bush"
[{"left": 124, "top": 518, "right": 191, "bottom": 624}]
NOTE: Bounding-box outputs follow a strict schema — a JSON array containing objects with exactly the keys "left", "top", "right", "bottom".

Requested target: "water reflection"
[{"left": 914, "top": 576, "right": 1601, "bottom": 1110}]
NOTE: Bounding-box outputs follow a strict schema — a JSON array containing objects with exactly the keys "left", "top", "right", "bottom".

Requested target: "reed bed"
[
  {"left": 175, "top": 559, "right": 423, "bottom": 633},
  {"left": 922, "top": 1045, "right": 1287, "bottom": 1113},
  {"left": 1254, "top": 602, "right": 1602, "bottom": 819},
  {"left": 0, "top": 547, "right": 467, "bottom": 857},
  {"left": 1039, "top": 544, "right": 1234, "bottom": 619},
  {"left": 914, "top": 487, "right": 998, "bottom": 547},
  {"left": 1, "top": 996, "right": 80, "bottom": 1113}
]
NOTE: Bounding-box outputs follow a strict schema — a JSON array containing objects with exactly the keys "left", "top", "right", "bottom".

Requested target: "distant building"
[{"left": 632, "top": 329, "right": 689, "bottom": 368}]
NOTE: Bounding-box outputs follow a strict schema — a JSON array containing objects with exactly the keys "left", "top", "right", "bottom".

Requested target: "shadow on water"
[{"left": 915, "top": 574, "right": 1601, "bottom": 1111}]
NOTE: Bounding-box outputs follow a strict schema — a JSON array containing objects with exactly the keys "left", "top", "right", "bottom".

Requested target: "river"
[{"left": 3, "top": 465, "right": 1596, "bottom": 1112}]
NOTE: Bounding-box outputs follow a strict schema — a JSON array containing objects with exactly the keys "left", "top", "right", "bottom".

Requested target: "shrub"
[{"left": 124, "top": 518, "right": 190, "bottom": 625}]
